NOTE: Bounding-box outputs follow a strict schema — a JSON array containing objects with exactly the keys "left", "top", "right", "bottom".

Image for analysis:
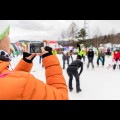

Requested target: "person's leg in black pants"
[
  {"left": 102, "top": 56, "right": 105, "bottom": 66},
  {"left": 97, "top": 57, "right": 100, "bottom": 66},
  {"left": 87, "top": 57, "right": 90, "bottom": 68},
  {"left": 91, "top": 58, "right": 94, "bottom": 68},
  {"left": 88, "top": 57, "right": 94, "bottom": 68},
  {"left": 72, "top": 69, "right": 81, "bottom": 93},
  {"left": 83, "top": 56, "right": 85, "bottom": 62},
  {"left": 70, "top": 55, "right": 73, "bottom": 62},
  {"left": 67, "top": 67, "right": 73, "bottom": 91},
  {"left": 67, "top": 57, "right": 70, "bottom": 66},
  {"left": 113, "top": 58, "right": 118, "bottom": 70},
  {"left": 63, "top": 59, "right": 66, "bottom": 69}
]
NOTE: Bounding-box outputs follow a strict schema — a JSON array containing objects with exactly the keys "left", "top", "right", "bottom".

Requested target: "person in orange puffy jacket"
[{"left": 0, "top": 21, "right": 68, "bottom": 100}]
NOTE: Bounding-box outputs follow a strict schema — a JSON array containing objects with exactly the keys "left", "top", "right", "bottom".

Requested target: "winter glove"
[
  {"left": 23, "top": 52, "right": 36, "bottom": 63},
  {"left": 42, "top": 46, "right": 53, "bottom": 58}
]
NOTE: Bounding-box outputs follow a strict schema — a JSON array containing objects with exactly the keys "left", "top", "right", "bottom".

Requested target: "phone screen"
[{"left": 30, "top": 43, "right": 44, "bottom": 53}]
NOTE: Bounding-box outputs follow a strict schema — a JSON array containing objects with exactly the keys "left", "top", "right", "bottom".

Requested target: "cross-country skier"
[
  {"left": 69, "top": 50, "right": 73, "bottom": 62},
  {"left": 87, "top": 47, "right": 94, "bottom": 69},
  {"left": 113, "top": 48, "right": 120, "bottom": 70},
  {"left": 97, "top": 45, "right": 105, "bottom": 67},
  {"left": 67, "top": 55, "right": 83, "bottom": 93},
  {"left": 62, "top": 50, "right": 70, "bottom": 69}
]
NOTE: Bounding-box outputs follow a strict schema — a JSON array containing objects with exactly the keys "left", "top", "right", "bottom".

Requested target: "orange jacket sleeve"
[
  {"left": 14, "top": 59, "right": 33, "bottom": 72},
  {"left": 43, "top": 55, "right": 68, "bottom": 100},
  {"left": 22, "top": 55, "right": 68, "bottom": 100}
]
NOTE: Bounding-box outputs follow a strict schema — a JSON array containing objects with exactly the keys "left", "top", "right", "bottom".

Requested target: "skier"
[
  {"left": 69, "top": 49, "right": 73, "bottom": 62},
  {"left": 62, "top": 50, "right": 70, "bottom": 69},
  {"left": 77, "top": 44, "right": 86, "bottom": 63},
  {"left": 78, "top": 48, "right": 86, "bottom": 63},
  {"left": 113, "top": 48, "right": 120, "bottom": 70},
  {"left": 106, "top": 47, "right": 111, "bottom": 57},
  {"left": 67, "top": 55, "right": 83, "bottom": 93},
  {"left": 87, "top": 47, "right": 94, "bottom": 69},
  {"left": 97, "top": 45, "right": 105, "bottom": 67}
]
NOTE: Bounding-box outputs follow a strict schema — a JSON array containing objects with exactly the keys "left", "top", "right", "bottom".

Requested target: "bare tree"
[
  {"left": 110, "top": 29, "right": 116, "bottom": 36},
  {"left": 66, "top": 22, "right": 79, "bottom": 38},
  {"left": 109, "top": 29, "right": 116, "bottom": 46},
  {"left": 94, "top": 27, "right": 102, "bottom": 37},
  {"left": 93, "top": 27, "right": 102, "bottom": 48},
  {"left": 61, "top": 30, "right": 66, "bottom": 39}
]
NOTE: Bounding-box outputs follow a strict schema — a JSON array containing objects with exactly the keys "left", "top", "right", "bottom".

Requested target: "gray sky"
[{"left": 6, "top": 20, "right": 120, "bottom": 43}]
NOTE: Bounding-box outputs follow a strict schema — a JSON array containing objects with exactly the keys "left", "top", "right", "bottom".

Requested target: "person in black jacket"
[
  {"left": 67, "top": 55, "right": 83, "bottom": 93},
  {"left": 87, "top": 48, "right": 94, "bottom": 69}
]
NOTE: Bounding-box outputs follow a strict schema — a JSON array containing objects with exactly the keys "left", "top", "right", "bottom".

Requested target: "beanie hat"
[
  {"left": 0, "top": 21, "right": 10, "bottom": 41},
  {"left": 77, "top": 44, "right": 80, "bottom": 48},
  {"left": 89, "top": 47, "right": 93, "bottom": 50},
  {"left": 77, "top": 55, "right": 81, "bottom": 60}
]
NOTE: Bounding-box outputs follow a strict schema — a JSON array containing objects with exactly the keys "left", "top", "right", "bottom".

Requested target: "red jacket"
[{"left": 113, "top": 51, "right": 120, "bottom": 60}]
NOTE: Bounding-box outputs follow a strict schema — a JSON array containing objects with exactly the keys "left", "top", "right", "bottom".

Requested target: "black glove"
[
  {"left": 42, "top": 46, "right": 53, "bottom": 58},
  {"left": 23, "top": 52, "right": 36, "bottom": 63}
]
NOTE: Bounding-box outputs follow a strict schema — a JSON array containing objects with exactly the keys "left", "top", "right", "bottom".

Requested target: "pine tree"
[{"left": 76, "top": 28, "right": 87, "bottom": 42}]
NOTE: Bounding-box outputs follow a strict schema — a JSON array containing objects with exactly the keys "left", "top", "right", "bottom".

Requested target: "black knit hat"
[
  {"left": 77, "top": 55, "right": 81, "bottom": 60},
  {"left": 77, "top": 44, "right": 80, "bottom": 48}
]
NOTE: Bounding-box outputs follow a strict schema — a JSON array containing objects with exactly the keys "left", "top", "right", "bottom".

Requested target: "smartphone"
[{"left": 28, "top": 42, "right": 44, "bottom": 53}]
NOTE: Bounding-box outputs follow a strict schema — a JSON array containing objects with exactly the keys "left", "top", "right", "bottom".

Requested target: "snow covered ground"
[{"left": 10, "top": 54, "right": 120, "bottom": 100}]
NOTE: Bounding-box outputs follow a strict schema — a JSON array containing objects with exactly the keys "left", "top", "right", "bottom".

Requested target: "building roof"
[{"left": 49, "top": 40, "right": 58, "bottom": 44}]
